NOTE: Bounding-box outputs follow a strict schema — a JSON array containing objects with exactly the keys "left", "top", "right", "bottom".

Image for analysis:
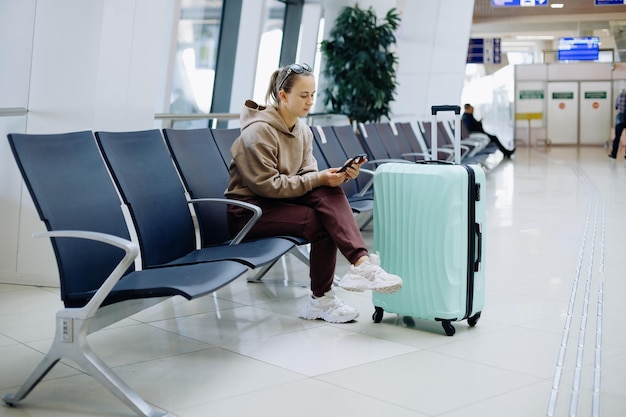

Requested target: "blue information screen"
[
  {"left": 558, "top": 37, "right": 600, "bottom": 61},
  {"left": 467, "top": 38, "right": 501, "bottom": 64},
  {"left": 595, "top": 0, "right": 625, "bottom": 5},
  {"left": 492, "top": 0, "right": 548, "bottom": 6}
]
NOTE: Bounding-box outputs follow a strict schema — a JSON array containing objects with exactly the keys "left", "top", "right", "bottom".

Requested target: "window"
[{"left": 169, "top": 0, "right": 223, "bottom": 126}]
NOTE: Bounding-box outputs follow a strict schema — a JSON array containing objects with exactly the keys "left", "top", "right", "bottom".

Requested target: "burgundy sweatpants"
[{"left": 227, "top": 186, "right": 368, "bottom": 297}]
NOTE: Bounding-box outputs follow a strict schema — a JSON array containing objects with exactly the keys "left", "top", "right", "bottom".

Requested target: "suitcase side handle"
[
  {"left": 431, "top": 105, "right": 461, "bottom": 115},
  {"left": 474, "top": 223, "right": 482, "bottom": 271}
]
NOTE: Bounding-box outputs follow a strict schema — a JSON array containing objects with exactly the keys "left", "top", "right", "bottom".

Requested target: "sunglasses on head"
[{"left": 278, "top": 63, "right": 312, "bottom": 91}]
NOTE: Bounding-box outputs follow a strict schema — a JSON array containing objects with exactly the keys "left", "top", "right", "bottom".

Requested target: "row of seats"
[
  {"left": 4, "top": 120, "right": 499, "bottom": 416},
  {"left": 360, "top": 120, "right": 498, "bottom": 167},
  {"left": 314, "top": 120, "right": 500, "bottom": 171},
  {"left": 416, "top": 120, "right": 497, "bottom": 165}
]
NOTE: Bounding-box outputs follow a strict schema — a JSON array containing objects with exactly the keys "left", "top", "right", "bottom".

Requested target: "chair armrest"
[
  {"left": 401, "top": 152, "right": 429, "bottom": 161},
  {"left": 34, "top": 230, "right": 138, "bottom": 320},
  {"left": 189, "top": 197, "right": 262, "bottom": 245},
  {"left": 440, "top": 143, "right": 471, "bottom": 152},
  {"left": 355, "top": 168, "right": 375, "bottom": 197},
  {"left": 468, "top": 132, "right": 490, "bottom": 142},
  {"left": 461, "top": 139, "right": 487, "bottom": 147}
]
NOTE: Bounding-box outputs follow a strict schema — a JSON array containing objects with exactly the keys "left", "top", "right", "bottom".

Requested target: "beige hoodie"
[{"left": 225, "top": 100, "right": 321, "bottom": 200}]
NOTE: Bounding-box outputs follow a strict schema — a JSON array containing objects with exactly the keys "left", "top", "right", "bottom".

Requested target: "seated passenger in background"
[
  {"left": 225, "top": 63, "right": 402, "bottom": 324},
  {"left": 462, "top": 103, "right": 515, "bottom": 158}
]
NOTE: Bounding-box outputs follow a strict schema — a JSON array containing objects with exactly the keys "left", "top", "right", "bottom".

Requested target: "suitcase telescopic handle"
[
  {"left": 430, "top": 105, "right": 462, "bottom": 163},
  {"left": 431, "top": 105, "right": 461, "bottom": 115},
  {"left": 474, "top": 223, "right": 482, "bottom": 271}
]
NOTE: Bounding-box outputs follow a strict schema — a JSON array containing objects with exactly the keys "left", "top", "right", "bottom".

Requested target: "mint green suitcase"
[
  {"left": 372, "top": 156, "right": 486, "bottom": 335},
  {"left": 372, "top": 105, "right": 486, "bottom": 336}
]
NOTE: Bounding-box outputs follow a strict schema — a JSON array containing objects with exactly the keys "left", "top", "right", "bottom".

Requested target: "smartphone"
[{"left": 337, "top": 153, "right": 367, "bottom": 173}]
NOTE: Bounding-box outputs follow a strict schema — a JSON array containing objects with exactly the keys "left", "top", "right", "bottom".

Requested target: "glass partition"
[{"left": 252, "top": 1, "right": 286, "bottom": 104}]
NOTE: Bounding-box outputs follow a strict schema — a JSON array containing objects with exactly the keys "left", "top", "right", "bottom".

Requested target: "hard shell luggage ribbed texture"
[{"left": 371, "top": 105, "right": 486, "bottom": 336}]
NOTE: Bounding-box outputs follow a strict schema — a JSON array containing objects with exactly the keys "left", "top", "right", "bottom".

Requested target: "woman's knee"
[{"left": 302, "top": 211, "right": 329, "bottom": 241}]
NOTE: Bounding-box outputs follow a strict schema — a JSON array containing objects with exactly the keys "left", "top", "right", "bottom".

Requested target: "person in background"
[
  {"left": 224, "top": 63, "right": 402, "bottom": 323},
  {"left": 609, "top": 87, "right": 626, "bottom": 160},
  {"left": 462, "top": 103, "right": 515, "bottom": 158}
]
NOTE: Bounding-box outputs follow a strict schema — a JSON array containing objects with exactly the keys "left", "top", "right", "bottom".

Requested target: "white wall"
[
  {"left": 0, "top": 1, "right": 36, "bottom": 284},
  {"left": 395, "top": 0, "right": 475, "bottom": 121},
  {"left": 0, "top": 0, "right": 177, "bottom": 286}
]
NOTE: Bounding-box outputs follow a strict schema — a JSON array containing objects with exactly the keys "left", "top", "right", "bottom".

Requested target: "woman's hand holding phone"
[
  {"left": 338, "top": 154, "right": 367, "bottom": 173},
  {"left": 319, "top": 154, "right": 367, "bottom": 187},
  {"left": 338, "top": 153, "right": 367, "bottom": 183}
]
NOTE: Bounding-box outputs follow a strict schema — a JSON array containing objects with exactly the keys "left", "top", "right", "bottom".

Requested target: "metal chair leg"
[
  {"left": 247, "top": 258, "right": 280, "bottom": 282},
  {"left": 3, "top": 311, "right": 167, "bottom": 417}
]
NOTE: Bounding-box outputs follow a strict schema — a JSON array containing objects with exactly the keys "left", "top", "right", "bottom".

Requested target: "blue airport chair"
[{"left": 4, "top": 131, "right": 248, "bottom": 417}]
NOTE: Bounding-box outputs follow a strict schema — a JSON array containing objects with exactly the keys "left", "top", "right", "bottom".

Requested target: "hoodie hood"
[{"left": 240, "top": 99, "right": 293, "bottom": 137}]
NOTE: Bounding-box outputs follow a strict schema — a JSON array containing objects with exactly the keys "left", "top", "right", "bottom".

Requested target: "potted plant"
[{"left": 319, "top": 4, "right": 400, "bottom": 124}]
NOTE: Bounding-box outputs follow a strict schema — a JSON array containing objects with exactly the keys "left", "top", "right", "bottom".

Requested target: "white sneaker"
[
  {"left": 338, "top": 252, "right": 402, "bottom": 294},
  {"left": 298, "top": 290, "right": 359, "bottom": 323}
]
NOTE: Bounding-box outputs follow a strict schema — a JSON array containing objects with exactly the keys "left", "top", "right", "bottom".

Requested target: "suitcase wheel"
[
  {"left": 467, "top": 311, "right": 481, "bottom": 327},
  {"left": 372, "top": 306, "right": 384, "bottom": 323},
  {"left": 441, "top": 320, "right": 456, "bottom": 336},
  {"left": 402, "top": 316, "right": 415, "bottom": 327}
]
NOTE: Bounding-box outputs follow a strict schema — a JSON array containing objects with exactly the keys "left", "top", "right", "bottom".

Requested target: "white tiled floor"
[{"left": 1, "top": 145, "right": 625, "bottom": 417}]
